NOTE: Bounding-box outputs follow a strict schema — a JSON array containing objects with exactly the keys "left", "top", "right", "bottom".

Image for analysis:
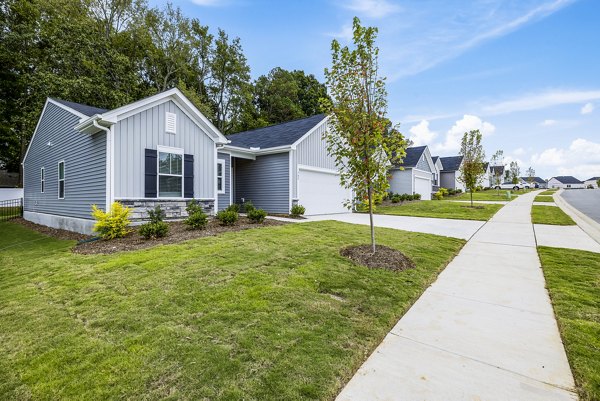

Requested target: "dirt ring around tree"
[{"left": 340, "top": 244, "right": 416, "bottom": 271}]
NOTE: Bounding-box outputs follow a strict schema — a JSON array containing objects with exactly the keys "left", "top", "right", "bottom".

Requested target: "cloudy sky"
[{"left": 152, "top": 0, "right": 600, "bottom": 180}]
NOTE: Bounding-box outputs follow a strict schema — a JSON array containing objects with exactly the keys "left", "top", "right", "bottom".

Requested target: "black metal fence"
[{"left": 0, "top": 198, "right": 23, "bottom": 222}]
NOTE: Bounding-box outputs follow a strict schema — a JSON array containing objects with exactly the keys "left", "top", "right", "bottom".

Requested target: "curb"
[{"left": 553, "top": 190, "right": 600, "bottom": 245}]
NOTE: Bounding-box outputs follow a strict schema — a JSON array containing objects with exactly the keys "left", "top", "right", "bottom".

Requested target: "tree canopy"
[{"left": 458, "top": 130, "right": 486, "bottom": 206}]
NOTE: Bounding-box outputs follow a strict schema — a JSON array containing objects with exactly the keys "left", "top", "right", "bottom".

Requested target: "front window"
[
  {"left": 158, "top": 151, "right": 182, "bottom": 197},
  {"left": 217, "top": 160, "right": 225, "bottom": 194},
  {"left": 58, "top": 161, "right": 65, "bottom": 199},
  {"left": 41, "top": 167, "right": 45, "bottom": 193}
]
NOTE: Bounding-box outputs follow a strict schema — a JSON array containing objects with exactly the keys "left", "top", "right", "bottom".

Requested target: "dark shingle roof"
[
  {"left": 440, "top": 156, "right": 463, "bottom": 172},
  {"left": 552, "top": 176, "right": 583, "bottom": 184},
  {"left": 432, "top": 156, "right": 440, "bottom": 165},
  {"left": 586, "top": 176, "right": 600, "bottom": 181},
  {"left": 490, "top": 165, "right": 505, "bottom": 176},
  {"left": 520, "top": 176, "right": 546, "bottom": 184},
  {"left": 51, "top": 98, "right": 108, "bottom": 117},
  {"left": 396, "top": 146, "right": 426, "bottom": 168},
  {"left": 227, "top": 114, "right": 327, "bottom": 149}
]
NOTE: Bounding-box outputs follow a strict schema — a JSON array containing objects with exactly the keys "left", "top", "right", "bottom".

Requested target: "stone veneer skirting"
[{"left": 118, "top": 199, "right": 215, "bottom": 221}]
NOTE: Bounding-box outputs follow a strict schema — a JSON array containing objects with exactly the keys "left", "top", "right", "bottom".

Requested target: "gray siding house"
[
  {"left": 439, "top": 155, "right": 465, "bottom": 191},
  {"left": 389, "top": 146, "right": 435, "bottom": 200}
]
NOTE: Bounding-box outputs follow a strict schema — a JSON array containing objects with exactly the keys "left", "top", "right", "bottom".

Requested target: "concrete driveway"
[{"left": 305, "top": 213, "right": 484, "bottom": 240}]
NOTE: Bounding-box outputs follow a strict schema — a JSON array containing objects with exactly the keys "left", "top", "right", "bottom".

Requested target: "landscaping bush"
[
  {"left": 413, "top": 193, "right": 421, "bottom": 200},
  {"left": 247, "top": 208, "right": 267, "bottom": 223},
  {"left": 291, "top": 204, "right": 306, "bottom": 217},
  {"left": 440, "top": 187, "right": 449, "bottom": 196},
  {"left": 242, "top": 201, "right": 254, "bottom": 213},
  {"left": 433, "top": 191, "right": 443, "bottom": 200},
  {"left": 455, "top": 188, "right": 463, "bottom": 193},
  {"left": 216, "top": 209, "right": 238, "bottom": 226},
  {"left": 447, "top": 188, "right": 456, "bottom": 196},
  {"left": 391, "top": 194, "right": 401, "bottom": 203},
  {"left": 226, "top": 203, "right": 240, "bottom": 213},
  {"left": 139, "top": 205, "right": 169, "bottom": 239},
  {"left": 184, "top": 200, "right": 208, "bottom": 230},
  {"left": 91, "top": 202, "right": 131, "bottom": 239}
]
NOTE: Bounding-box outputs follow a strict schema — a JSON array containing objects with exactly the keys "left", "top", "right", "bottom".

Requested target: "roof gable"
[
  {"left": 440, "top": 156, "right": 464, "bottom": 172},
  {"left": 51, "top": 98, "right": 108, "bottom": 117},
  {"left": 551, "top": 176, "right": 583, "bottom": 184},
  {"left": 396, "top": 146, "right": 427, "bottom": 168}
]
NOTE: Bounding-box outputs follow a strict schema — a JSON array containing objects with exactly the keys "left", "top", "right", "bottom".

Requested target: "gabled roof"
[
  {"left": 550, "top": 176, "right": 583, "bottom": 184},
  {"left": 395, "top": 146, "right": 427, "bottom": 168},
  {"left": 432, "top": 156, "right": 439, "bottom": 164},
  {"left": 227, "top": 114, "right": 327, "bottom": 149},
  {"left": 490, "top": 165, "right": 505, "bottom": 176},
  {"left": 51, "top": 98, "right": 108, "bottom": 117},
  {"left": 585, "top": 176, "right": 600, "bottom": 181},
  {"left": 482, "top": 162, "right": 489, "bottom": 170},
  {"left": 520, "top": 176, "right": 546, "bottom": 184},
  {"left": 440, "top": 156, "right": 463, "bottom": 172}
]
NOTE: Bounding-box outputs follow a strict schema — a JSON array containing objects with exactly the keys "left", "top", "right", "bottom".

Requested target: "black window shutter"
[
  {"left": 184, "top": 154, "right": 194, "bottom": 198},
  {"left": 145, "top": 148, "right": 157, "bottom": 198}
]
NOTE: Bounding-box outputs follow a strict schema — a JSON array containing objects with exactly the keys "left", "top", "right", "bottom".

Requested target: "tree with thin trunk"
[
  {"left": 322, "top": 17, "right": 408, "bottom": 254},
  {"left": 490, "top": 150, "right": 504, "bottom": 195},
  {"left": 458, "top": 130, "right": 486, "bottom": 207},
  {"left": 526, "top": 166, "right": 535, "bottom": 190},
  {"left": 509, "top": 161, "right": 521, "bottom": 185}
]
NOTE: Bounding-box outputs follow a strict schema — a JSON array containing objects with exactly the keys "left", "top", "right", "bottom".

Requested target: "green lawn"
[
  {"left": 531, "top": 205, "right": 576, "bottom": 225},
  {"left": 540, "top": 190, "right": 558, "bottom": 195},
  {"left": 534, "top": 195, "right": 555, "bottom": 202},
  {"left": 0, "top": 221, "right": 464, "bottom": 400},
  {"left": 538, "top": 247, "right": 600, "bottom": 400},
  {"left": 450, "top": 189, "right": 518, "bottom": 201},
  {"left": 376, "top": 200, "right": 503, "bottom": 221}
]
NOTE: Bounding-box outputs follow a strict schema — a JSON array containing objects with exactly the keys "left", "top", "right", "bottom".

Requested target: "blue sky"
[{"left": 152, "top": 0, "right": 600, "bottom": 180}]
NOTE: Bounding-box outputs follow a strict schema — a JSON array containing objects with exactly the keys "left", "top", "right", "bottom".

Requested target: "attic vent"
[{"left": 165, "top": 112, "right": 177, "bottom": 134}]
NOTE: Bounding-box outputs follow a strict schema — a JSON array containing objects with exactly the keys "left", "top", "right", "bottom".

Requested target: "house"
[
  {"left": 584, "top": 177, "right": 599, "bottom": 188},
  {"left": 439, "top": 156, "right": 465, "bottom": 191},
  {"left": 431, "top": 156, "right": 443, "bottom": 192},
  {"left": 216, "top": 114, "right": 352, "bottom": 215},
  {"left": 388, "top": 146, "right": 436, "bottom": 200},
  {"left": 520, "top": 176, "right": 548, "bottom": 189},
  {"left": 547, "top": 176, "right": 585, "bottom": 189},
  {"left": 23, "top": 91, "right": 351, "bottom": 234},
  {"left": 489, "top": 165, "right": 505, "bottom": 188},
  {"left": 478, "top": 163, "right": 491, "bottom": 188}
]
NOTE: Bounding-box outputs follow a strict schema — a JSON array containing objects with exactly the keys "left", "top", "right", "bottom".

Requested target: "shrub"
[
  {"left": 291, "top": 204, "right": 306, "bottom": 217},
  {"left": 456, "top": 188, "right": 463, "bottom": 193},
  {"left": 139, "top": 221, "right": 169, "bottom": 239},
  {"left": 373, "top": 192, "right": 383, "bottom": 205},
  {"left": 147, "top": 205, "right": 165, "bottom": 224},
  {"left": 447, "top": 188, "right": 456, "bottom": 196},
  {"left": 433, "top": 191, "right": 443, "bottom": 200},
  {"left": 440, "top": 187, "right": 449, "bottom": 196},
  {"left": 227, "top": 203, "right": 241, "bottom": 213},
  {"left": 242, "top": 201, "right": 255, "bottom": 213},
  {"left": 216, "top": 209, "right": 238, "bottom": 226},
  {"left": 391, "top": 194, "right": 401, "bottom": 203},
  {"left": 91, "top": 202, "right": 131, "bottom": 239},
  {"left": 248, "top": 208, "right": 267, "bottom": 223},
  {"left": 413, "top": 193, "right": 421, "bottom": 200},
  {"left": 184, "top": 200, "right": 208, "bottom": 230}
]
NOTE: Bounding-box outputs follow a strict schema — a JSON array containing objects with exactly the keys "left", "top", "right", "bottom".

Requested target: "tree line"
[{"left": 0, "top": 0, "right": 329, "bottom": 179}]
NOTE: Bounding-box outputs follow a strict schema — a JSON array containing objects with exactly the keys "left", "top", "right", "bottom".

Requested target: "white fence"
[{"left": 0, "top": 188, "right": 23, "bottom": 201}]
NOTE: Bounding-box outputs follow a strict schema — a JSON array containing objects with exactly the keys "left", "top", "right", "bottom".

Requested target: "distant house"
[
  {"left": 547, "top": 176, "right": 585, "bottom": 189},
  {"left": 584, "top": 177, "right": 600, "bottom": 188},
  {"left": 439, "top": 156, "right": 465, "bottom": 191},
  {"left": 389, "top": 146, "right": 435, "bottom": 200},
  {"left": 488, "top": 165, "right": 505, "bottom": 188},
  {"left": 520, "top": 176, "right": 548, "bottom": 189},
  {"left": 431, "top": 156, "right": 443, "bottom": 191},
  {"left": 478, "top": 163, "right": 491, "bottom": 188}
]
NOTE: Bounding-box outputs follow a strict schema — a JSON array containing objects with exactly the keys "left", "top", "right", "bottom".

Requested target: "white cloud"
[
  {"left": 513, "top": 147, "right": 526, "bottom": 156},
  {"left": 408, "top": 120, "right": 437, "bottom": 146},
  {"left": 541, "top": 119, "right": 557, "bottom": 126},
  {"left": 482, "top": 89, "right": 600, "bottom": 115},
  {"left": 581, "top": 102, "right": 594, "bottom": 114},
  {"left": 328, "top": 24, "right": 353, "bottom": 41},
  {"left": 341, "top": 0, "right": 401, "bottom": 19},
  {"left": 531, "top": 138, "right": 600, "bottom": 179},
  {"left": 432, "top": 115, "right": 495, "bottom": 153}
]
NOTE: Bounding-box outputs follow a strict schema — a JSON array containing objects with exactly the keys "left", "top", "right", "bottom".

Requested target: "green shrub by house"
[
  {"left": 226, "top": 203, "right": 240, "bottom": 213},
  {"left": 291, "top": 204, "right": 306, "bottom": 217},
  {"left": 139, "top": 206, "right": 169, "bottom": 239},
  {"left": 216, "top": 210, "right": 238, "bottom": 226},
  {"left": 184, "top": 200, "right": 208, "bottom": 230},
  {"left": 242, "top": 201, "right": 255, "bottom": 213},
  {"left": 91, "top": 202, "right": 131, "bottom": 239},
  {"left": 247, "top": 208, "right": 267, "bottom": 224}
]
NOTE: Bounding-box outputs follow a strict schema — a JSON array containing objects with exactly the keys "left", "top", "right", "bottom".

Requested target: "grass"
[
  {"left": 450, "top": 189, "right": 518, "bottom": 201},
  {"left": 376, "top": 200, "right": 503, "bottom": 221},
  {"left": 0, "top": 220, "right": 464, "bottom": 400},
  {"left": 534, "top": 195, "right": 555, "bottom": 203},
  {"left": 531, "top": 205, "right": 576, "bottom": 225},
  {"left": 540, "top": 190, "right": 558, "bottom": 195},
  {"left": 538, "top": 246, "right": 600, "bottom": 400},
  {"left": 0, "top": 206, "right": 22, "bottom": 221}
]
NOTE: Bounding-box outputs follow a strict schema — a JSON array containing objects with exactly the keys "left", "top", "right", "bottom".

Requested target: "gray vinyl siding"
[
  {"left": 389, "top": 169, "right": 413, "bottom": 194},
  {"left": 440, "top": 171, "right": 460, "bottom": 190},
  {"left": 415, "top": 155, "right": 431, "bottom": 172},
  {"left": 23, "top": 102, "right": 106, "bottom": 219},
  {"left": 292, "top": 120, "right": 337, "bottom": 198},
  {"left": 217, "top": 152, "right": 231, "bottom": 210},
  {"left": 113, "top": 100, "right": 215, "bottom": 199},
  {"left": 234, "top": 152, "right": 290, "bottom": 213}
]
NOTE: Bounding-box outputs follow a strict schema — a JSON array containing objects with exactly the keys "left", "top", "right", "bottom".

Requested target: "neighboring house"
[
  {"left": 217, "top": 114, "right": 351, "bottom": 215},
  {"left": 584, "top": 177, "right": 599, "bottom": 188},
  {"left": 489, "top": 165, "right": 505, "bottom": 188},
  {"left": 24, "top": 89, "right": 228, "bottom": 234},
  {"left": 389, "top": 146, "right": 436, "bottom": 200},
  {"left": 547, "top": 176, "right": 585, "bottom": 189},
  {"left": 520, "top": 176, "right": 548, "bottom": 189},
  {"left": 439, "top": 156, "right": 465, "bottom": 191},
  {"left": 478, "top": 163, "right": 491, "bottom": 188},
  {"left": 431, "top": 156, "right": 443, "bottom": 192}
]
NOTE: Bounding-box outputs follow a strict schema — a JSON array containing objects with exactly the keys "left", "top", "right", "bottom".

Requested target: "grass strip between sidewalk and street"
[
  {"left": 534, "top": 195, "right": 556, "bottom": 203},
  {"left": 531, "top": 205, "right": 576, "bottom": 225},
  {"left": 376, "top": 200, "right": 503, "bottom": 221},
  {"left": 449, "top": 189, "right": 518, "bottom": 201}
]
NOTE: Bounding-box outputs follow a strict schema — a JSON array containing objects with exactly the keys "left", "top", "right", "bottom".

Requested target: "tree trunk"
[
  {"left": 367, "top": 184, "right": 376, "bottom": 254},
  {"left": 470, "top": 188, "right": 473, "bottom": 207}
]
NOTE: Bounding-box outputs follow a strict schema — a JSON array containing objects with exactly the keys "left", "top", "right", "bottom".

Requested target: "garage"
[
  {"left": 298, "top": 166, "right": 352, "bottom": 215},
  {"left": 414, "top": 174, "right": 432, "bottom": 200}
]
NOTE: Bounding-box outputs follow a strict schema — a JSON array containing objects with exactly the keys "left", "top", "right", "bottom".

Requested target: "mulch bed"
[
  {"left": 10, "top": 218, "right": 91, "bottom": 241},
  {"left": 340, "top": 244, "right": 416, "bottom": 272},
  {"left": 73, "top": 217, "right": 287, "bottom": 255}
]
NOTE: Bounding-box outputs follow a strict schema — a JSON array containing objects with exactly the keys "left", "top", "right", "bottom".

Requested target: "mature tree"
[
  {"left": 458, "top": 130, "right": 486, "bottom": 207},
  {"left": 509, "top": 161, "right": 521, "bottom": 185},
  {"left": 322, "top": 17, "right": 408, "bottom": 253},
  {"left": 526, "top": 166, "right": 535, "bottom": 190},
  {"left": 489, "top": 150, "right": 504, "bottom": 194}
]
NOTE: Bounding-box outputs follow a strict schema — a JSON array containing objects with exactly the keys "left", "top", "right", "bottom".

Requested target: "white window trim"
[
  {"left": 57, "top": 160, "right": 65, "bottom": 199},
  {"left": 157, "top": 145, "right": 184, "bottom": 198},
  {"left": 217, "top": 159, "right": 226, "bottom": 194},
  {"left": 40, "top": 167, "right": 45, "bottom": 193}
]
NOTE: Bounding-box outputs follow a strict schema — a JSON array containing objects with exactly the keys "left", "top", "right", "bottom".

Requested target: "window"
[
  {"left": 158, "top": 150, "right": 182, "bottom": 197},
  {"left": 165, "top": 112, "right": 177, "bottom": 134},
  {"left": 58, "top": 161, "right": 65, "bottom": 199},
  {"left": 217, "top": 160, "right": 225, "bottom": 194},
  {"left": 41, "top": 167, "right": 45, "bottom": 193}
]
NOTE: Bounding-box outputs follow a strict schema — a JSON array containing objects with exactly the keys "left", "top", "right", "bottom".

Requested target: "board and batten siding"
[
  {"left": 217, "top": 152, "right": 231, "bottom": 210},
  {"left": 113, "top": 100, "right": 215, "bottom": 199},
  {"left": 23, "top": 102, "right": 106, "bottom": 219},
  {"left": 234, "top": 153, "right": 290, "bottom": 213},
  {"left": 292, "top": 120, "right": 338, "bottom": 199}
]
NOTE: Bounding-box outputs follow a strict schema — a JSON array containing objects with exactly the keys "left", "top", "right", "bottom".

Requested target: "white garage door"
[
  {"left": 298, "top": 167, "right": 352, "bottom": 215},
  {"left": 415, "top": 176, "right": 432, "bottom": 200}
]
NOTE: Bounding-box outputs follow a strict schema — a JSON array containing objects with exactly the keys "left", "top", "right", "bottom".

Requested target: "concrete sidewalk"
[{"left": 337, "top": 191, "right": 577, "bottom": 401}]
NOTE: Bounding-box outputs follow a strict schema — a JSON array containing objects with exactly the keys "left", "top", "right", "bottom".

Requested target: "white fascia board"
[
  {"left": 422, "top": 147, "right": 436, "bottom": 173},
  {"left": 221, "top": 144, "right": 292, "bottom": 158},
  {"left": 290, "top": 115, "right": 329, "bottom": 149}
]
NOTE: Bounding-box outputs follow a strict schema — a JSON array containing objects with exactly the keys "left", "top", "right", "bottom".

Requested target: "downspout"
[{"left": 92, "top": 119, "right": 112, "bottom": 209}]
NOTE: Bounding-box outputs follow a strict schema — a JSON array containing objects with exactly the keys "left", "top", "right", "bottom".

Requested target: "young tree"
[
  {"left": 458, "top": 130, "right": 486, "bottom": 207},
  {"left": 509, "top": 161, "right": 521, "bottom": 184},
  {"left": 322, "top": 17, "right": 407, "bottom": 253},
  {"left": 526, "top": 166, "right": 535, "bottom": 190},
  {"left": 489, "top": 150, "right": 504, "bottom": 195}
]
